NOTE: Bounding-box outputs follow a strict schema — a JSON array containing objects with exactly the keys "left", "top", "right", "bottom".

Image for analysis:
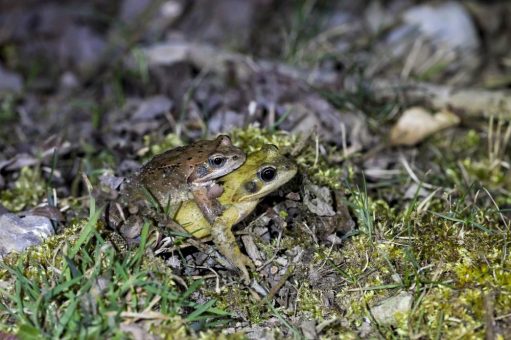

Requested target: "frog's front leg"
[
  {"left": 210, "top": 209, "right": 255, "bottom": 283},
  {"left": 191, "top": 185, "right": 224, "bottom": 224}
]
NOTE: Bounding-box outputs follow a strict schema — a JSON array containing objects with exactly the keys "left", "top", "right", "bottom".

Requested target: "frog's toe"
[
  {"left": 211, "top": 201, "right": 225, "bottom": 216},
  {"left": 239, "top": 265, "right": 251, "bottom": 284},
  {"left": 242, "top": 255, "right": 256, "bottom": 270},
  {"left": 236, "top": 254, "right": 255, "bottom": 283}
]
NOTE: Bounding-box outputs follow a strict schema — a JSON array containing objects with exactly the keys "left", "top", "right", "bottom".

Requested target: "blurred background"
[{"left": 2, "top": 0, "right": 510, "bottom": 207}]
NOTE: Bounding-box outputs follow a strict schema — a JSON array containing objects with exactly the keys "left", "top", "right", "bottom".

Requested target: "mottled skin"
[
  {"left": 174, "top": 144, "right": 297, "bottom": 282},
  {"left": 110, "top": 135, "right": 246, "bottom": 233}
]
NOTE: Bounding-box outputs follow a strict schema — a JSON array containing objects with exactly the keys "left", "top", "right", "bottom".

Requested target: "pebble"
[{"left": 0, "top": 214, "right": 55, "bottom": 259}]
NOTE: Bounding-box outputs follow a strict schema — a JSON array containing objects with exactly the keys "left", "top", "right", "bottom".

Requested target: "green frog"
[
  {"left": 109, "top": 135, "right": 246, "bottom": 236},
  {"left": 174, "top": 144, "right": 297, "bottom": 282}
]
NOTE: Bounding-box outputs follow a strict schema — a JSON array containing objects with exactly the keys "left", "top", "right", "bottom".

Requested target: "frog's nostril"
[{"left": 233, "top": 155, "right": 239, "bottom": 160}]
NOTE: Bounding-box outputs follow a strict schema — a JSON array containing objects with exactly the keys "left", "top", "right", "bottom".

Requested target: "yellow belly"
[
  {"left": 174, "top": 199, "right": 259, "bottom": 239},
  {"left": 174, "top": 200, "right": 211, "bottom": 238}
]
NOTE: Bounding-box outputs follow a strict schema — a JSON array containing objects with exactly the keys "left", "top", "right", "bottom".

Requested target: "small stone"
[
  {"left": 403, "top": 2, "right": 479, "bottom": 50},
  {"left": 166, "top": 255, "right": 181, "bottom": 269},
  {"left": 391, "top": 273, "right": 402, "bottom": 283},
  {"left": 0, "top": 214, "right": 55, "bottom": 258},
  {"left": 132, "top": 96, "right": 173, "bottom": 121},
  {"left": 160, "top": 1, "right": 182, "bottom": 19},
  {"left": 300, "top": 319, "right": 317, "bottom": 340},
  {"left": 303, "top": 180, "right": 336, "bottom": 217},
  {"left": 404, "top": 183, "right": 431, "bottom": 199},
  {"left": 370, "top": 292, "right": 413, "bottom": 325},
  {"left": 241, "top": 235, "right": 262, "bottom": 262},
  {"left": 99, "top": 172, "right": 125, "bottom": 191},
  {"left": 285, "top": 192, "right": 301, "bottom": 201},
  {"left": 270, "top": 265, "right": 279, "bottom": 275},
  {"left": 325, "top": 234, "right": 343, "bottom": 245},
  {"left": 275, "top": 257, "right": 288, "bottom": 267},
  {"left": 59, "top": 71, "right": 79, "bottom": 91},
  {"left": 0, "top": 64, "right": 23, "bottom": 94},
  {"left": 208, "top": 110, "right": 244, "bottom": 135}
]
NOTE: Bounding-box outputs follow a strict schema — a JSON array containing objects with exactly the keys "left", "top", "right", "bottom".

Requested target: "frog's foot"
[
  {"left": 233, "top": 253, "right": 255, "bottom": 284},
  {"left": 209, "top": 199, "right": 225, "bottom": 217},
  {"left": 191, "top": 186, "right": 224, "bottom": 224}
]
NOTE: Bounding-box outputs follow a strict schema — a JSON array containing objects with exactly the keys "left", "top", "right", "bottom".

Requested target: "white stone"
[
  {"left": 371, "top": 292, "right": 413, "bottom": 325},
  {"left": 0, "top": 214, "right": 55, "bottom": 258},
  {"left": 403, "top": 2, "right": 479, "bottom": 50}
]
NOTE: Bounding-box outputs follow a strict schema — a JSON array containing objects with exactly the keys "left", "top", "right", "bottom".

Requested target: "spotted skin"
[{"left": 109, "top": 135, "right": 246, "bottom": 233}]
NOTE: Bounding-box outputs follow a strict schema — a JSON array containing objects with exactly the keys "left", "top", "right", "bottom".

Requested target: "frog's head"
[
  {"left": 188, "top": 135, "right": 246, "bottom": 184},
  {"left": 226, "top": 144, "right": 297, "bottom": 203}
]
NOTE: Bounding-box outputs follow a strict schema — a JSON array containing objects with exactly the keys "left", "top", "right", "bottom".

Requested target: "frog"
[
  {"left": 174, "top": 144, "right": 297, "bottom": 282},
  {"left": 108, "top": 135, "right": 246, "bottom": 237}
]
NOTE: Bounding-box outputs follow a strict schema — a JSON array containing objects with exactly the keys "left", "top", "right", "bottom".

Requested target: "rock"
[
  {"left": 176, "top": 0, "right": 257, "bottom": 47},
  {"left": 300, "top": 319, "right": 317, "bottom": 340},
  {"left": 99, "top": 172, "right": 125, "bottom": 191},
  {"left": 120, "top": 0, "right": 152, "bottom": 22},
  {"left": 404, "top": 183, "right": 430, "bottom": 199},
  {"left": 303, "top": 181, "right": 336, "bottom": 217},
  {"left": 2, "top": 153, "right": 39, "bottom": 171},
  {"left": 282, "top": 99, "right": 371, "bottom": 149},
  {"left": 58, "top": 25, "right": 107, "bottom": 75},
  {"left": 0, "top": 214, "right": 55, "bottom": 259},
  {"left": 382, "top": 2, "right": 480, "bottom": 85},
  {"left": 0, "top": 64, "right": 23, "bottom": 94},
  {"left": 370, "top": 292, "right": 413, "bottom": 325},
  {"left": 59, "top": 71, "right": 80, "bottom": 92},
  {"left": 120, "top": 0, "right": 182, "bottom": 37},
  {"left": 402, "top": 2, "right": 479, "bottom": 50},
  {"left": 365, "top": 0, "right": 394, "bottom": 33},
  {"left": 208, "top": 110, "right": 245, "bottom": 134},
  {"left": 132, "top": 95, "right": 173, "bottom": 121}
]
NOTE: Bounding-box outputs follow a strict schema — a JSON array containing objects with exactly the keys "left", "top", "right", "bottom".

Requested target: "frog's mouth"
[{"left": 190, "top": 179, "right": 214, "bottom": 187}]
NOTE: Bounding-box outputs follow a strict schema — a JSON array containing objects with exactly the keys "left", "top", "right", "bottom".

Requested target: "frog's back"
[{"left": 121, "top": 139, "right": 222, "bottom": 207}]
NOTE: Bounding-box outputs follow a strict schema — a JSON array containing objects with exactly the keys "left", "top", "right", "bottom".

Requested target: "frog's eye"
[
  {"left": 258, "top": 166, "right": 277, "bottom": 182},
  {"left": 209, "top": 156, "right": 226, "bottom": 168}
]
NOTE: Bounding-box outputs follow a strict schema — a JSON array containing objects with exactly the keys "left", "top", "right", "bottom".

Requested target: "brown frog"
[{"left": 108, "top": 135, "right": 246, "bottom": 237}]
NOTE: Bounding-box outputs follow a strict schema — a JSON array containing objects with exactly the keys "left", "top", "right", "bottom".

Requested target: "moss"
[
  {"left": 0, "top": 167, "right": 46, "bottom": 212},
  {"left": 296, "top": 283, "right": 327, "bottom": 320},
  {"left": 207, "top": 281, "right": 268, "bottom": 325},
  {"left": 462, "top": 158, "right": 508, "bottom": 188}
]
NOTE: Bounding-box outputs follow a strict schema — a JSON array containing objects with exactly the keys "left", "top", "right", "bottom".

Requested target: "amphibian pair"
[{"left": 110, "top": 135, "right": 297, "bottom": 282}]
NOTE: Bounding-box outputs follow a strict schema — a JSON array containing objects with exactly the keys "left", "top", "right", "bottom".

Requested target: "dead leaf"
[{"left": 390, "top": 107, "right": 460, "bottom": 146}]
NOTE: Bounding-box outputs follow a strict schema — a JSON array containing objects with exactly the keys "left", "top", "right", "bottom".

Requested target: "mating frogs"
[{"left": 174, "top": 144, "right": 297, "bottom": 282}]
